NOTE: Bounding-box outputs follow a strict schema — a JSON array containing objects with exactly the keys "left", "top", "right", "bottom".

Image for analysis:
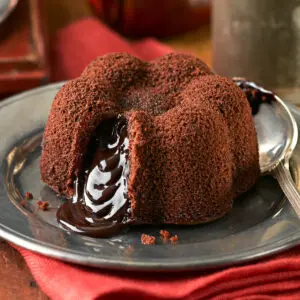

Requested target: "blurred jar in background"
[
  {"left": 212, "top": 0, "right": 300, "bottom": 105},
  {"left": 88, "top": 0, "right": 210, "bottom": 37}
]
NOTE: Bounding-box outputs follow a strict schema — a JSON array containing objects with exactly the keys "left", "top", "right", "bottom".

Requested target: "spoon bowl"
[
  {"left": 245, "top": 85, "right": 300, "bottom": 217},
  {"left": 233, "top": 77, "right": 300, "bottom": 216},
  {"left": 254, "top": 95, "right": 298, "bottom": 173}
]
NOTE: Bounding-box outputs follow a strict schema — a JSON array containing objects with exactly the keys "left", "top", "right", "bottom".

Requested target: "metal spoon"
[{"left": 249, "top": 83, "right": 300, "bottom": 216}]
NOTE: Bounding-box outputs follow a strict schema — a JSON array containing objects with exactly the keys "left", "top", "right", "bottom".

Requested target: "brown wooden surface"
[
  {"left": 1, "top": 1, "right": 211, "bottom": 299},
  {"left": 0, "top": 241, "right": 48, "bottom": 300}
]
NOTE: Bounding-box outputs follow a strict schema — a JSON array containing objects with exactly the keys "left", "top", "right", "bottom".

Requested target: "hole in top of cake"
[
  {"left": 120, "top": 88, "right": 177, "bottom": 116},
  {"left": 56, "top": 115, "right": 132, "bottom": 237}
]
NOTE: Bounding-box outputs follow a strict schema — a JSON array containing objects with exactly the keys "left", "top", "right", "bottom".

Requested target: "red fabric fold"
[
  {"left": 17, "top": 244, "right": 300, "bottom": 300},
  {"left": 50, "top": 18, "right": 172, "bottom": 81},
  {"left": 14, "top": 17, "right": 300, "bottom": 300}
]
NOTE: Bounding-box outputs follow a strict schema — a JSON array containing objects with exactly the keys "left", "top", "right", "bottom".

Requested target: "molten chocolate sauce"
[
  {"left": 234, "top": 78, "right": 275, "bottom": 115},
  {"left": 56, "top": 116, "right": 131, "bottom": 237}
]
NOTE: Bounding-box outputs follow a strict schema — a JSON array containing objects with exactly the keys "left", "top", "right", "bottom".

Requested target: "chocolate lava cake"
[{"left": 40, "top": 53, "right": 260, "bottom": 237}]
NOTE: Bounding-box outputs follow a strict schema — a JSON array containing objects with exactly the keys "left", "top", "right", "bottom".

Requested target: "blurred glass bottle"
[
  {"left": 212, "top": 0, "right": 300, "bottom": 104},
  {"left": 88, "top": 0, "right": 210, "bottom": 37}
]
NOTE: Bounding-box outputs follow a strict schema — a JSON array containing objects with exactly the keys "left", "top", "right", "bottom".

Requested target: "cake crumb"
[
  {"left": 37, "top": 200, "right": 49, "bottom": 211},
  {"left": 141, "top": 234, "right": 155, "bottom": 245},
  {"left": 160, "top": 230, "right": 171, "bottom": 240},
  {"left": 124, "top": 245, "right": 135, "bottom": 256},
  {"left": 169, "top": 235, "right": 179, "bottom": 244},
  {"left": 20, "top": 199, "right": 28, "bottom": 207},
  {"left": 25, "top": 192, "right": 33, "bottom": 200}
]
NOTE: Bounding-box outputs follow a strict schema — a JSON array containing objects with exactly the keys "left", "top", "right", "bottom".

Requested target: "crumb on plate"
[
  {"left": 160, "top": 229, "right": 171, "bottom": 240},
  {"left": 169, "top": 235, "right": 179, "bottom": 244},
  {"left": 20, "top": 199, "right": 28, "bottom": 207},
  {"left": 37, "top": 200, "right": 49, "bottom": 211},
  {"left": 25, "top": 192, "right": 33, "bottom": 200},
  {"left": 124, "top": 245, "right": 135, "bottom": 256},
  {"left": 141, "top": 234, "right": 156, "bottom": 245}
]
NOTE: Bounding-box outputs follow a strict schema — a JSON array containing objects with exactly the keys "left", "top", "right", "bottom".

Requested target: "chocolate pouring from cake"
[
  {"left": 40, "top": 53, "right": 261, "bottom": 238},
  {"left": 56, "top": 116, "right": 131, "bottom": 237}
]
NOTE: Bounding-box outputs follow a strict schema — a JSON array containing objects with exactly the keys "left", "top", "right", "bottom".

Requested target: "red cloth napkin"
[
  {"left": 14, "top": 17, "right": 300, "bottom": 300},
  {"left": 51, "top": 18, "right": 173, "bottom": 81}
]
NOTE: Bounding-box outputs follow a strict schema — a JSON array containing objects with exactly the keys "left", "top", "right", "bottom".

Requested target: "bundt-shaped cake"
[{"left": 40, "top": 53, "right": 260, "bottom": 237}]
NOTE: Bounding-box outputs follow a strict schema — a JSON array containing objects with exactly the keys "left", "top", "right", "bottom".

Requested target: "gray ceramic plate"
[{"left": 1, "top": 83, "right": 300, "bottom": 271}]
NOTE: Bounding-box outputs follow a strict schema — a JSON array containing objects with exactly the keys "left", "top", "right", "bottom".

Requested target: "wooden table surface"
[{"left": 0, "top": 1, "right": 211, "bottom": 299}]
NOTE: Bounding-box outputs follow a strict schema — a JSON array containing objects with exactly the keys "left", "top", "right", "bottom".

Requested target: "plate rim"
[
  {"left": 1, "top": 83, "right": 300, "bottom": 271},
  {"left": 1, "top": 220, "right": 300, "bottom": 271}
]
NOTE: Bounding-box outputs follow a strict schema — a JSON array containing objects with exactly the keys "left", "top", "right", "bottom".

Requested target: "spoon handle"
[{"left": 273, "top": 161, "right": 300, "bottom": 217}]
